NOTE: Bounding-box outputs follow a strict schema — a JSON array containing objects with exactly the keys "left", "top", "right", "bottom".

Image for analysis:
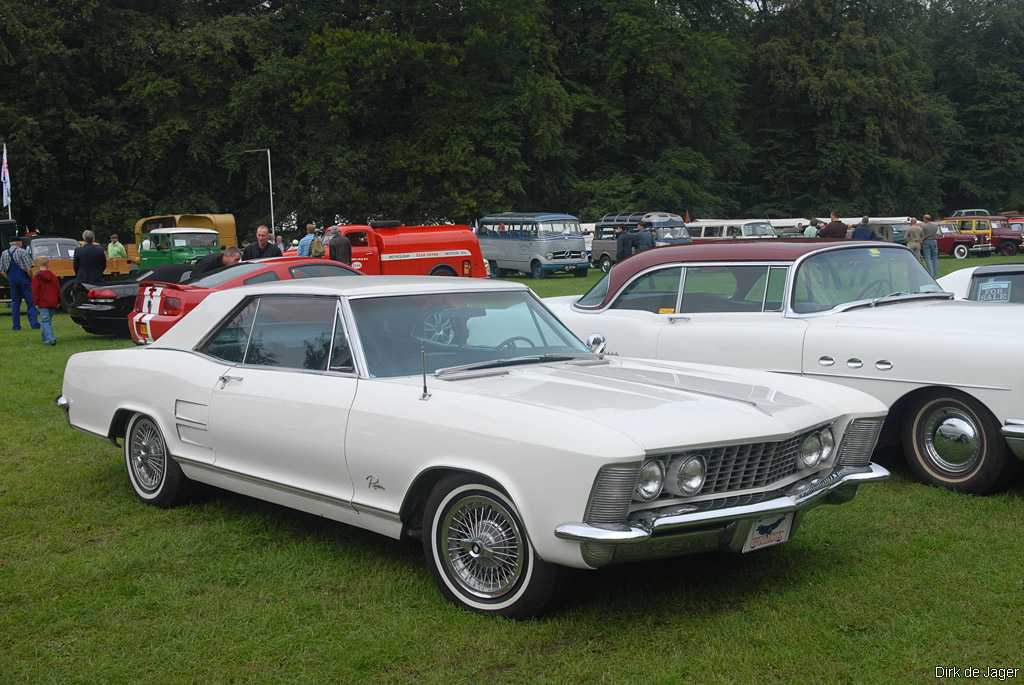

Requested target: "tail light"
[
  {"left": 88, "top": 288, "right": 118, "bottom": 302},
  {"left": 462, "top": 259, "right": 472, "bottom": 276},
  {"left": 159, "top": 296, "right": 183, "bottom": 316}
]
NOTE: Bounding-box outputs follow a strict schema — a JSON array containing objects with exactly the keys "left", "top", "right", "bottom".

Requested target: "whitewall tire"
[
  {"left": 124, "top": 413, "right": 189, "bottom": 507},
  {"left": 423, "top": 475, "right": 561, "bottom": 618}
]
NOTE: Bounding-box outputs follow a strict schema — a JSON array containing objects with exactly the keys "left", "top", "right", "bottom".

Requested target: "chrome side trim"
[
  {"left": 1002, "top": 419, "right": 1024, "bottom": 460},
  {"left": 802, "top": 371, "right": 1010, "bottom": 392}
]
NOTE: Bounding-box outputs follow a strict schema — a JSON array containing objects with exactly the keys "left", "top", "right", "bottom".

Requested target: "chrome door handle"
[
  {"left": 218, "top": 374, "right": 244, "bottom": 387},
  {"left": 667, "top": 314, "right": 690, "bottom": 323}
]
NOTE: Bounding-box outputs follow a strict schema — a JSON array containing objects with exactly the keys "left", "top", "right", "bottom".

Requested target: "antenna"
[{"left": 420, "top": 348, "right": 431, "bottom": 401}]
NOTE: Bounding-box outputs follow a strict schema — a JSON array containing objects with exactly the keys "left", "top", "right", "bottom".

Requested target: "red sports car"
[{"left": 129, "top": 257, "right": 360, "bottom": 344}]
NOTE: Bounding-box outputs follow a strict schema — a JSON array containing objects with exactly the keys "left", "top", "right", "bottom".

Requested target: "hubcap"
[
  {"left": 129, "top": 418, "right": 166, "bottom": 493},
  {"left": 440, "top": 494, "right": 525, "bottom": 599},
  {"left": 921, "top": 405, "right": 982, "bottom": 474}
]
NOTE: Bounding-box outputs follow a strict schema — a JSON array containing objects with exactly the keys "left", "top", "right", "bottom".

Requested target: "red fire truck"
[{"left": 287, "top": 221, "right": 488, "bottom": 278}]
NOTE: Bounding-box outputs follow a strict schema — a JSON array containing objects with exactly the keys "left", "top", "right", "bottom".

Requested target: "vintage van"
[
  {"left": 684, "top": 219, "right": 777, "bottom": 242},
  {"left": 477, "top": 212, "right": 589, "bottom": 279},
  {"left": 590, "top": 211, "right": 690, "bottom": 273}
]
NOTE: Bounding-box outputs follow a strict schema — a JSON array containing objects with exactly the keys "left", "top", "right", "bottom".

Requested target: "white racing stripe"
[
  {"left": 379, "top": 249, "right": 472, "bottom": 262},
  {"left": 131, "top": 286, "right": 164, "bottom": 343}
]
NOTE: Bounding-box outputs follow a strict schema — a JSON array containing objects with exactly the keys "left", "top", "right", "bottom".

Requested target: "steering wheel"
[
  {"left": 855, "top": 279, "right": 890, "bottom": 300},
  {"left": 497, "top": 336, "right": 536, "bottom": 352}
]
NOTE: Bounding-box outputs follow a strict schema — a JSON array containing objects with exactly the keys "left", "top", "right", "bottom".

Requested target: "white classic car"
[
  {"left": 937, "top": 264, "right": 1024, "bottom": 303},
  {"left": 59, "top": 276, "right": 888, "bottom": 617},
  {"left": 546, "top": 241, "right": 1024, "bottom": 494}
]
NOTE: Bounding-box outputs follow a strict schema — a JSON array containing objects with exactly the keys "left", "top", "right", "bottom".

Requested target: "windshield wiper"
[
  {"left": 839, "top": 291, "right": 953, "bottom": 312},
  {"left": 436, "top": 353, "right": 594, "bottom": 377}
]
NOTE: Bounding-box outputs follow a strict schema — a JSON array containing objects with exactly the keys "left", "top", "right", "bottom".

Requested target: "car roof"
[
  {"left": 214, "top": 275, "right": 528, "bottom": 298},
  {"left": 602, "top": 240, "right": 904, "bottom": 305},
  {"left": 972, "top": 264, "right": 1024, "bottom": 276},
  {"left": 28, "top": 237, "right": 77, "bottom": 244},
  {"left": 479, "top": 212, "right": 579, "bottom": 222},
  {"left": 597, "top": 211, "right": 684, "bottom": 224},
  {"left": 148, "top": 227, "right": 218, "bottom": 235}
]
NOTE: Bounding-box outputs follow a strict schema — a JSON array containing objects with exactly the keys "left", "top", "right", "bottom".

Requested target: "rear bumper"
[
  {"left": 555, "top": 463, "right": 889, "bottom": 566},
  {"left": 1002, "top": 420, "right": 1024, "bottom": 459}
]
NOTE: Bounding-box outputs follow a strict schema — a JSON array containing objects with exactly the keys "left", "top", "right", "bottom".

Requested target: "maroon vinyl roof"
[{"left": 601, "top": 239, "right": 900, "bottom": 307}]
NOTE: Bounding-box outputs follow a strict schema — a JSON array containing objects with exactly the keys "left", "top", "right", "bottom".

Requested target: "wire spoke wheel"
[
  {"left": 440, "top": 494, "right": 525, "bottom": 599},
  {"left": 128, "top": 418, "right": 166, "bottom": 493},
  {"left": 420, "top": 312, "right": 455, "bottom": 345}
]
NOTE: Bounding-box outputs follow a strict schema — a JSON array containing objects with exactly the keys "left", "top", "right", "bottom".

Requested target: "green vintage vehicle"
[{"left": 139, "top": 227, "right": 220, "bottom": 269}]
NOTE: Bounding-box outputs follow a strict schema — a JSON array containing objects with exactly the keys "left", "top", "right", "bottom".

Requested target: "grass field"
[{"left": 2, "top": 255, "right": 1023, "bottom": 683}]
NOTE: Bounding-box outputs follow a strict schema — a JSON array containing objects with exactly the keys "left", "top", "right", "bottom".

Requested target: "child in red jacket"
[{"left": 31, "top": 256, "right": 60, "bottom": 345}]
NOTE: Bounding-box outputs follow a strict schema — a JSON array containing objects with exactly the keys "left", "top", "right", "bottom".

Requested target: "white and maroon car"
[
  {"left": 129, "top": 257, "right": 359, "bottom": 343},
  {"left": 546, "top": 241, "right": 1024, "bottom": 494}
]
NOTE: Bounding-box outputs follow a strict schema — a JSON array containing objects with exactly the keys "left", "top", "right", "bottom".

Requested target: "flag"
[
  {"left": 684, "top": 209, "right": 690, "bottom": 223},
  {"left": 1, "top": 144, "right": 11, "bottom": 209}
]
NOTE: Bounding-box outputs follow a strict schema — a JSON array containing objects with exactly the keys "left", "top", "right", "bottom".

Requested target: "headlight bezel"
[
  {"left": 666, "top": 454, "right": 707, "bottom": 497},
  {"left": 634, "top": 459, "right": 665, "bottom": 502}
]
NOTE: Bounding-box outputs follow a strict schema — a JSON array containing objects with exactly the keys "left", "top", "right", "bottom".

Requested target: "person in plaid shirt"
[{"left": 0, "top": 234, "right": 40, "bottom": 330}]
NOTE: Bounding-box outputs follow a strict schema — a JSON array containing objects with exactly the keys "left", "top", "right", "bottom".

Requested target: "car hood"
[
  {"left": 392, "top": 357, "right": 883, "bottom": 453},
  {"left": 825, "top": 299, "right": 1024, "bottom": 336}
]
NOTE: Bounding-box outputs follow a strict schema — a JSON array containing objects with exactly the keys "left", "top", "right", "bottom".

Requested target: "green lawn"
[{"left": 2, "top": 253, "right": 1023, "bottom": 683}]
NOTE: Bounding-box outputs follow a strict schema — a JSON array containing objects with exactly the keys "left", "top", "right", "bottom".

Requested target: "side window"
[
  {"left": 958, "top": 220, "right": 972, "bottom": 231},
  {"left": 610, "top": 267, "right": 682, "bottom": 313},
  {"left": 244, "top": 296, "right": 337, "bottom": 371},
  {"left": 975, "top": 220, "right": 990, "bottom": 231},
  {"left": 244, "top": 271, "right": 280, "bottom": 286},
  {"left": 199, "top": 298, "right": 259, "bottom": 363},
  {"left": 704, "top": 226, "right": 722, "bottom": 238},
  {"left": 329, "top": 310, "right": 355, "bottom": 372},
  {"left": 289, "top": 264, "right": 356, "bottom": 279},
  {"left": 726, "top": 225, "right": 742, "bottom": 238},
  {"left": 764, "top": 266, "right": 788, "bottom": 312},
  {"left": 680, "top": 266, "right": 769, "bottom": 313}
]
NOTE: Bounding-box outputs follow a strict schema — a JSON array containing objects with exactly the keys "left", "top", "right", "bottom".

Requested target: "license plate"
[
  {"left": 137, "top": 322, "right": 149, "bottom": 340},
  {"left": 742, "top": 513, "right": 793, "bottom": 552}
]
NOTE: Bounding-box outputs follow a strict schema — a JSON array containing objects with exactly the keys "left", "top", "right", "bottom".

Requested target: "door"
[
  {"left": 656, "top": 265, "right": 806, "bottom": 372},
  {"left": 205, "top": 295, "right": 358, "bottom": 502},
  {"left": 343, "top": 229, "right": 381, "bottom": 274}
]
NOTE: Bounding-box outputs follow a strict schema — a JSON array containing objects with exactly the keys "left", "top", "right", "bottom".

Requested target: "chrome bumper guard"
[
  {"left": 1002, "top": 420, "right": 1024, "bottom": 459},
  {"left": 555, "top": 463, "right": 889, "bottom": 565}
]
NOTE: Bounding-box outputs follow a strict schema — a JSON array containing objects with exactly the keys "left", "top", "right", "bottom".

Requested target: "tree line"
[{"left": 1, "top": 0, "right": 1022, "bottom": 239}]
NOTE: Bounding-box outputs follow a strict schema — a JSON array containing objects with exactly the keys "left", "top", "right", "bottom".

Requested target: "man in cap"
[{"left": 0, "top": 234, "right": 40, "bottom": 330}]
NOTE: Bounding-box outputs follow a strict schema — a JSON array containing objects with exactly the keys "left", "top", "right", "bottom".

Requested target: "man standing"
[
  {"left": 0, "top": 234, "right": 39, "bottom": 330},
  {"left": 329, "top": 228, "right": 352, "bottom": 264},
  {"left": 803, "top": 220, "right": 820, "bottom": 238},
  {"left": 920, "top": 214, "right": 940, "bottom": 277},
  {"left": 275, "top": 233, "right": 286, "bottom": 254},
  {"left": 107, "top": 232, "right": 128, "bottom": 259},
  {"left": 818, "top": 212, "right": 848, "bottom": 239},
  {"left": 193, "top": 246, "right": 242, "bottom": 276},
  {"left": 633, "top": 222, "right": 655, "bottom": 252},
  {"left": 905, "top": 218, "right": 924, "bottom": 263},
  {"left": 74, "top": 230, "right": 107, "bottom": 284},
  {"left": 851, "top": 217, "right": 878, "bottom": 240},
  {"left": 242, "top": 225, "right": 282, "bottom": 260},
  {"left": 297, "top": 222, "right": 317, "bottom": 257},
  {"left": 615, "top": 225, "right": 633, "bottom": 261}
]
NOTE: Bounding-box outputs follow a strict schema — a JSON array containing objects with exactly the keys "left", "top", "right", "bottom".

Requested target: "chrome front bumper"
[
  {"left": 1002, "top": 420, "right": 1024, "bottom": 459},
  {"left": 555, "top": 463, "right": 889, "bottom": 567}
]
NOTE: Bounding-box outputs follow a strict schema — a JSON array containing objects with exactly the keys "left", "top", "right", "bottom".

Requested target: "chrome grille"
[
  {"left": 696, "top": 431, "right": 809, "bottom": 495},
  {"left": 837, "top": 417, "right": 884, "bottom": 467},
  {"left": 551, "top": 250, "right": 584, "bottom": 260},
  {"left": 584, "top": 463, "right": 640, "bottom": 524}
]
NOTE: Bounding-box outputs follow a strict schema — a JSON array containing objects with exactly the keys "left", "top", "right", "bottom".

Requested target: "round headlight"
[
  {"left": 799, "top": 433, "right": 823, "bottom": 469},
  {"left": 545, "top": 252, "right": 554, "bottom": 260},
  {"left": 819, "top": 427, "right": 835, "bottom": 463},
  {"left": 666, "top": 455, "right": 706, "bottom": 496},
  {"left": 634, "top": 459, "right": 664, "bottom": 502}
]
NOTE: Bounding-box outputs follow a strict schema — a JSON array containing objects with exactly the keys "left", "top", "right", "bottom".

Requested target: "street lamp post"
[{"left": 244, "top": 148, "right": 275, "bottom": 235}]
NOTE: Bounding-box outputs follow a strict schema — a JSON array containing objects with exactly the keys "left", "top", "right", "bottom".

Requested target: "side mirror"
[{"left": 586, "top": 333, "right": 606, "bottom": 355}]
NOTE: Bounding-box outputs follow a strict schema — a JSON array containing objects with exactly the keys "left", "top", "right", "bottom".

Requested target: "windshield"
[
  {"left": 150, "top": 232, "right": 218, "bottom": 249},
  {"left": 30, "top": 240, "right": 78, "bottom": 258},
  {"left": 577, "top": 272, "right": 610, "bottom": 308},
  {"left": 538, "top": 221, "right": 581, "bottom": 236},
  {"left": 349, "top": 291, "right": 589, "bottom": 377},
  {"left": 792, "top": 246, "right": 941, "bottom": 313},
  {"left": 969, "top": 273, "right": 1024, "bottom": 303},
  {"left": 190, "top": 263, "right": 266, "bottom": 287},
  {"left": 745, "top": 222, "right": 775, "bottom": 237},
  {"left": 655, "top": 224, "right": 690, "bottom": 240}
]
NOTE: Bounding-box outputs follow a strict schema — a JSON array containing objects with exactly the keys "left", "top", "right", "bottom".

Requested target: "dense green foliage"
[{"left": 1, "top": 0, "right": 1022, "bottom": 237}]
